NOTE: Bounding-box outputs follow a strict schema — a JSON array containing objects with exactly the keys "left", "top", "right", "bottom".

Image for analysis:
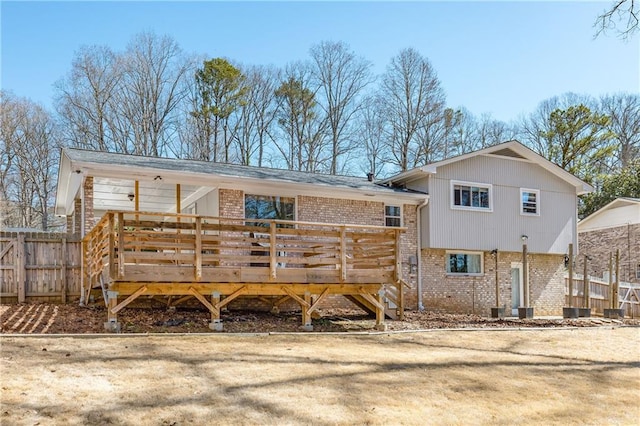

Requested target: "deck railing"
[{"left": 83, "top": 210, "right": 403, "bottom": 293}]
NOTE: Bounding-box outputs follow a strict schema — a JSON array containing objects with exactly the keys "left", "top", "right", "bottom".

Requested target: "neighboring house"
[
  {"left": 576, "top": 198, "right": 640, "bottom": 284},
  {"left": 381, "top": 141, "right": 592, "bottom": 316},
  {"left": 54, "top": 140, "right": 592, "bottom": 325}
]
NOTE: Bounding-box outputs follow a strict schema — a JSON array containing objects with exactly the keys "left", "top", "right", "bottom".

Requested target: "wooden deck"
[{"left": 83, "top": 211, "right": 406, "bottom": 331}]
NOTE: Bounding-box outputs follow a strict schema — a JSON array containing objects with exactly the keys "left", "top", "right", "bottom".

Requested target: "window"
[
  {"left": 385, "top": 205, "right": 401, "bottom": 227},
  {"left": 520, "top": 188, "right": 540, "bottom": 216},
  {"left": 451, "top": 181, "right": 492, "bottom": 211},
  {"left": 446, "top": 252, "right": 483, "bottom": 275},
  {"left": 636, "top": 263, "right": 640, "bottom": 280},
  {"left": 244, "top": 195, "right": 295, "bottom": 226}
]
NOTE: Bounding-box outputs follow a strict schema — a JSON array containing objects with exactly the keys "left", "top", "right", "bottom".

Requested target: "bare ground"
[
  {"left": 1, "top": 302, "right": 638, "bottom": 334},
  {"left": 1, "top": 327, "right": 639, "bottom": 425}
]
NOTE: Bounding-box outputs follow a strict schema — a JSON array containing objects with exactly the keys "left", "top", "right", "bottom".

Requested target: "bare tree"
[
  {"left": 114, "top": 32, "right": 191, "bottom": 156},
  {"left": 357, "top": 96, "right": 388, "bottom": 178},
  {"left": 310, "top": 41, "right": 373, "bottom": 174},
  {"left": 0, "top": 93, "right": 60, "bottom": 230},
  {"left": 378, "top": 48, "right": 446, "bottom": 172},
  {"left": 55, "top": 45, "right": 121, "bottom": 151},
  {"left": 233, "top": 65, "right": 279, "bottom": 166},
  {"left": 595, "top": 0, "right": 639, "bottom": 40},
  {"left": 274, "top": 62, "right": 328, "bottom": 172},
  {"left": 600, "top": 93, "right": 640, "bottom": 169}
]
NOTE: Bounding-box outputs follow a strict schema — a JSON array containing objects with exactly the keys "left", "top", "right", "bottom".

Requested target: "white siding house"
[{"left": 383, "top": 141, "right": 593, "bottom": 315}]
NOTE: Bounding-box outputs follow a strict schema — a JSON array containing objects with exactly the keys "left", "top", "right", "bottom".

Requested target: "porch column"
[{"left": 82, "top": 176, "right": 94, "bottom": 236}]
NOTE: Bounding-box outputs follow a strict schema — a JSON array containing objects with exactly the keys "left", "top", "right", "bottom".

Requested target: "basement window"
[{"left": 446, "top": 251, "right": 483, "bottom": 275}]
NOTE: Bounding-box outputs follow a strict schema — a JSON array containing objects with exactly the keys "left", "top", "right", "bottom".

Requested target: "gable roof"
[
  {"left": 380, "top": 140, "right": 594, "bottom": 195},
  {"left": 55, "top": 148, "right": 427, "bottom": 216},
  {"left": 578, "top": 197, "right": 640, "bottom": 231}
]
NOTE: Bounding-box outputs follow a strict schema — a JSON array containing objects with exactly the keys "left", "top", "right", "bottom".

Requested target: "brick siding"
[
  {"left": 577, "top": 224, "right": 639, "bottom": 284},
  {"left": 421, "top": 249, "right": 565, "bottom": 315}
]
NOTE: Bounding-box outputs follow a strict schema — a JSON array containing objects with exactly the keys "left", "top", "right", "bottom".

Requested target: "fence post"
[
  {"left": 61, "top": 237, "right": 67, "bottom": 303},
  {"left": 567, "top": 243, "right": 574, "bottom": 307},
  {"left": 583, "top": 255, "right": 590, "bottom": 309},
  {"left": 16, "top": 233, "right": 26, "bottom": 303}
]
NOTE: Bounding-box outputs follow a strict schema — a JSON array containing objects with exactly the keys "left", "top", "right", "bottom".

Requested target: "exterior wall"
[
  {"left": 214, "top": 191, "right": 420, "bottom": 311},
  {"left": 417, "top": 155, "right": 578, "bottom": 254},
  {"left": 218, "top": 189, "right": 244, "bottom": 218},
  {"left": 83, "top": 176, "right": 95, "bottom": 235},
  {"left": 421, "top": 249, "right": 565, "bottom": 315},
  {"left": 577, "top": 224, "right": 639, "bottom": 284}
]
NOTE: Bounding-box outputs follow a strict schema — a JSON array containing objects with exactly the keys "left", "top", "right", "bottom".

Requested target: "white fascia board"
[{"left": 54, "top": 152, "right": 83, "bottom": 216}]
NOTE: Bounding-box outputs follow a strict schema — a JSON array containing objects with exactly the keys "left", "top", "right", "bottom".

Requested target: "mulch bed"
[{"left": 1, "top": 302, "right": 637, "bottom": 334}]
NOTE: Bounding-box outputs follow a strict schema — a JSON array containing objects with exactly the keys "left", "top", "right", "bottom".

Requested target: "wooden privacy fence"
[
  {"left": 0, "top": 231, "right": 82, "bottom": 303},
  {"left": 565, "top": 275, "right": 640, "bottom": 318}
]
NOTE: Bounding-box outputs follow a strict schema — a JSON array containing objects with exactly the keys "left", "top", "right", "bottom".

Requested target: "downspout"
[{"left": 416, "top": 197, "right": 429, "bottom": 311}]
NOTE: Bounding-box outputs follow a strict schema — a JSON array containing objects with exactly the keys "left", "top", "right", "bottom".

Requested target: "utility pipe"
[{"left": 416, "top": 197, "right": 429, "bottom": 311}]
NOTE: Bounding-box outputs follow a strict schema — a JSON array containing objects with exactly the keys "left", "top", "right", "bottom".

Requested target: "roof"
[
  {"left": 380, "top": 140, "right": 594, "bottom": 196},
  {"left": 55, "top": 148, "right": 427, "bottom": 216},
  {"left": 578, "top": 197, "right": 640, "bottom": 231}
]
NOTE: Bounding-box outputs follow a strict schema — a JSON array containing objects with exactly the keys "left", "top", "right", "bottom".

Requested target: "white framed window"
[
  {"left": 520, "top": 188, "right": 540, "bottom": 216},
  {"left": 636, "top": 263, "right": 640, "bottom": 279},
  {"left": 451, "top": 180, "right": 492, "bottom": 212},
  {"left": 385, "top": 205, "right": 401, "bottom": 227},
  {"left": 446, "top": 251, "right": 483, "bottom": 275}
]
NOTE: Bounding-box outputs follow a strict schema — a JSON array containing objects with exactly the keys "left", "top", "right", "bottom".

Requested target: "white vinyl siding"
[
  {"left": 422, "top": 155, "right": 578, "bottom": 254},
  {"left": 520, "top": 188, "right": 540, "bottom": 216},
  {"left": 451, "top": 180, "right": 492, "bottom": 212},
  {"left": 446, "top": 251, "right": 483, "bottom": 275}
]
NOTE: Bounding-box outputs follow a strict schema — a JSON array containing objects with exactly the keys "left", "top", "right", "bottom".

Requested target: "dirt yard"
[
  {"left": 1, "top": 302, "right": 638, "bottom": 334},
  {"left": 1, "top": 327, "right": 639, "bottom": 425}
]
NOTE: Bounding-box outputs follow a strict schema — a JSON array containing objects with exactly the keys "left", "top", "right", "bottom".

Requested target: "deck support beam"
[
  {"left": 301, "top": 291, "right": 312, "bottom": 331},
  {"left": 111, "top": 285, "right": 147, "bottom": 314},
  {"left": 104, "top": 291, "right": 121, "bottom": 332}
]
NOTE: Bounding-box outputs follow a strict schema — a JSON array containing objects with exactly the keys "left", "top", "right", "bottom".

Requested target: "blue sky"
[{"left": 1, "top": 1, "right": 638, "bottom": 123}]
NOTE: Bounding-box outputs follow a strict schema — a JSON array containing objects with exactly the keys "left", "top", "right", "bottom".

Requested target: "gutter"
[{"left": 416, "top": 197, "right": 429, "bottom": 311}]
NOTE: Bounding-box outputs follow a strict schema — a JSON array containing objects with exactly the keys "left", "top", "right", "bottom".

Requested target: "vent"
[{"left": 490, "top": 148, "right": 527, "bottom": 159}]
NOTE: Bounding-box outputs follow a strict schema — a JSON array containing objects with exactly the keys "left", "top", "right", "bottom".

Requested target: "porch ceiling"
[{"left": 93, "top": 177, "right": 212, "bottom": 214}]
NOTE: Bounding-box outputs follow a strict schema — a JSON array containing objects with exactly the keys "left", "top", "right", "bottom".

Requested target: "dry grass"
[{"left": 1, "top": 327, "right": 639, "bottom": 425}]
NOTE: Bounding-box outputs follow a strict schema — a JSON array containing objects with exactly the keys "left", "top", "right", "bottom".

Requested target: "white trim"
[
  {"left": 384, "top": 204, "right": 402, "bottom": 227},
  {"left": 381, "top": 140, "right": 594, "bottom": 196},
  {"left": 510, "top": 262, "right": 524, "bottom": 314},
  {"left": 445, "top": 250, "right": 484, "bottom": 276},
  {"left": 520, "top": 188, "right": 540, "bottom": 216},
  {"left": 450, "top": 180, "right": 493, "bottom": 212}
]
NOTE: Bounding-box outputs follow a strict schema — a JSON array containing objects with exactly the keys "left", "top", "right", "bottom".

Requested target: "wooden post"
[
  {"left": 340, "top": 226, "right": 347, "bottom": 283},
  {"left": 61, "top": 237, "right": 67, "bottom": 303},
  {"left": 609, "top": 253, "right": 614, "bottom": 309},
  {"left": 270, "top": 221, "right": 277, "bottom": 280},
  {"left": 134, "top": 180, "right": 139, "bottom": 212},
  {"left": 494, "top": 250, "right": 499, "bottom": 307},
  {"left": 117, "top": 212, "right": 125, "bottom": 279},
  {"left": 210, "top": 291, "right": 222, "bottom": 331},
  {"left": 583, "top": 255, "right": 590, "bottom": 309},
  {"left": 522, "top": 242, "right": 529, "bottom": 308},
  {"left": 614, "top": 249, "right": 620, "bottom": 310},
  {"left": 16, "top": 233, "right": 25, "bottom": 303},
  {"left": 395, "top": 230, "right": 403, "bottom": 318},
  {"left": 195, "top": 217, "right": 202, "bottom": 281},
  {"left": 302, "top": 291, "right": 312, "bottom": 331},
  {"left": 568, "top": 243, "right": 574, "bottom": 307},
  {"left": 108, "top": 213, "right": 115, "bottom": 279}
]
